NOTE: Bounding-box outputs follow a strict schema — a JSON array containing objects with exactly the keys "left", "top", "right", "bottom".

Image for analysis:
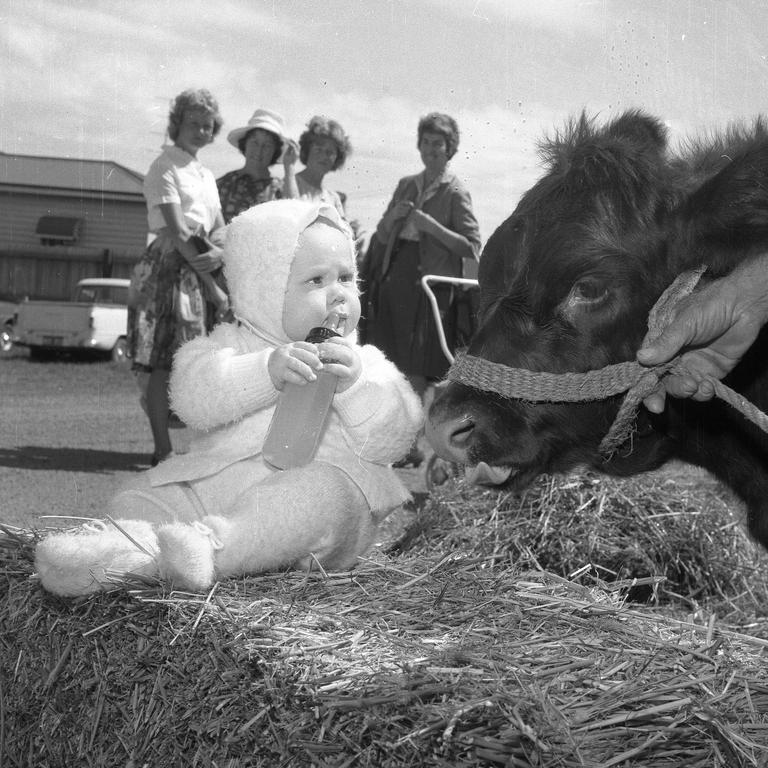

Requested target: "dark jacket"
[{"left": 374, "top": 171, "right": 481, "bottom": 278}]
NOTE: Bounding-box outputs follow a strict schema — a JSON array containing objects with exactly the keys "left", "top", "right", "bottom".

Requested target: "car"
[{"left": 11, "top": 277, "right": 130, "bottom": 364}]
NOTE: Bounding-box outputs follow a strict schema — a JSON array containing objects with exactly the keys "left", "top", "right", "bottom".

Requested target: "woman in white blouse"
[{"left": 128, "top": 88, "right": 228, "bottom": 466}]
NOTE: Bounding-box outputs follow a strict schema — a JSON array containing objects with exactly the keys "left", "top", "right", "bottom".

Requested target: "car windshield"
[{"left": 75, "top": 285, "right": 128, "bottom": 305}]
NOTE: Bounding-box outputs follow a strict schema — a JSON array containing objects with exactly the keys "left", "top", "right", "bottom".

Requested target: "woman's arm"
[
  {"left": 281, "top": 140, "right": 300, "bottom": 199},
  {"left": 375, "top": 180, "right": 413, "bottom": 241},
  {"left": 159, "top": 202, "right": 221, "bottom": 272},
  {"left": 159, "top": 202, "right": 228, "bottom": 312},
  {"left": 409, "top": 209, "right": 475, "bottom": 260},
  {"left": 208, "top": 210, "right": 227, "bottom": 247},
  {"left": 411, "top": 182, "right": 480, "bottom": 261}
]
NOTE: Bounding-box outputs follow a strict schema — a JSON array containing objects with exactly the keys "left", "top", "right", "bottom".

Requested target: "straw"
[{"left": 2, "top": 468, "right": 767, "bottom": 766}]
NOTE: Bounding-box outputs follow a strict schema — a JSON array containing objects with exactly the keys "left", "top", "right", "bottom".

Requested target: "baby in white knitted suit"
[{"left": 36, "top": 200, "right": 423, "bottom": 595}]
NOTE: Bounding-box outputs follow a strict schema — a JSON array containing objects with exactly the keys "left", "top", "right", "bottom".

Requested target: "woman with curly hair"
[
  {"left": 364, "top": 112, "right": 481, "bottom": 466},
  {"left": 295, "top": 115, "right": 351, "bottom": 218},
  {"left": 128, "top": 88, "right": 228, "bottom": 466},
  {"left": 216, "top": 108, "right": 299, "bottom": 223}
]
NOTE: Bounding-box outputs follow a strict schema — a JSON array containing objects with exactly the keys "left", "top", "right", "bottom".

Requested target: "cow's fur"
[{"left": 427, "top": 110, "right": 768, "bottom": 548}]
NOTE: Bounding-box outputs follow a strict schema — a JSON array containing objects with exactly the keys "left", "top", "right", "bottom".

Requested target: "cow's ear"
[
  {"left": 673, "top": 139, "right": 768, "bottom": 274},
  {"left": 605, "top": 110, "right": 668, "bottom": 154}
]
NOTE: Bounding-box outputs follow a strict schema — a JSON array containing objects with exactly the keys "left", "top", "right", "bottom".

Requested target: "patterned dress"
[
  {"left": 128, "top": 145, "right": 221, "bottom": 372},
  {"left": 127, "top": 235, "right": 207, "bottom": 370},
  {"left": 216, "top": 171, "right": 283, "bottom": 223}
]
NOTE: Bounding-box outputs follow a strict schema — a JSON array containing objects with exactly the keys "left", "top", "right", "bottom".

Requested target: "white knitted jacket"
[{"left": 152, "top": 199, "right": 423, "bottom": 513}]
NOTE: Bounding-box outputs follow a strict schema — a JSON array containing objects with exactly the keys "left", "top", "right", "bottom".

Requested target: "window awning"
[{"left": 36, "top": 215, "right": 83, "bottom": 242}]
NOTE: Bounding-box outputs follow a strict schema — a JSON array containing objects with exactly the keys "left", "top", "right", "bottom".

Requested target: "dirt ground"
[{"left": 0, "top": 353, "right": 427, "bottom": 530}]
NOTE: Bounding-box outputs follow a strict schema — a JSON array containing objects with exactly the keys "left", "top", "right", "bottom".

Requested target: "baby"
[{"left": 36, "top": 200, "right": 423, "bottom": 595}]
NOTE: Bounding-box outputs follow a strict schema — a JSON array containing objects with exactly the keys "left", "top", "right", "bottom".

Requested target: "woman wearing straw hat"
[{"left": 217, "top": 108, "right": 299, "bottom": 223}]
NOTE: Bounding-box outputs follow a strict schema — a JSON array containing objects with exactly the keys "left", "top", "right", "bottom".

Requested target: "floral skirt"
[{"left": 127, "top": 235, "right": 207, "bottom": 371}]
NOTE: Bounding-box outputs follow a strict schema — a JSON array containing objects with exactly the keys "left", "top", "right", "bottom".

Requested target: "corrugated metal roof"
[{"left": 0, "top": 150, "right": 144, "bottom": 196}]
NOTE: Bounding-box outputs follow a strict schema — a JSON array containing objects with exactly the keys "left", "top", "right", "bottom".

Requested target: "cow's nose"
[{"left": 425, "top": 413, "right": 475, "bottom": 463}]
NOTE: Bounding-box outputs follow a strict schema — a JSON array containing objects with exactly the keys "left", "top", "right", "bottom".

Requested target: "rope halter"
[{"left": 446, "top": 267, "right": 768, "bottom": 456}]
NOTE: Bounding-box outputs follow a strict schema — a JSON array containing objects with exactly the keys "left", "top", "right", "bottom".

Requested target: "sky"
[{"left": 2, "top": 0, "right": 768, "bottom": 246}]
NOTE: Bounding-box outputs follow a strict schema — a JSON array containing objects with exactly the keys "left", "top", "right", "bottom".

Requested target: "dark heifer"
[{"left": 427, "top": 110, "right": 768, "bottom": 549}]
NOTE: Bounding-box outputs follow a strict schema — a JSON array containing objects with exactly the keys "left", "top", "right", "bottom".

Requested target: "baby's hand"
[
  {"left": 268, "top": 341, "right": 322, "bottom": 390},
  {"left": 318, "top": 337, "right": 362, "bottom": 393}
]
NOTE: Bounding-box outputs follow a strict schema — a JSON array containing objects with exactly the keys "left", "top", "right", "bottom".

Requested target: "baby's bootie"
[
  {"left": 157, "top": 520, "right": 223, "bottom": 592},
  {"left": 36, "top": 519, "right": 159, "bottom": 597}
]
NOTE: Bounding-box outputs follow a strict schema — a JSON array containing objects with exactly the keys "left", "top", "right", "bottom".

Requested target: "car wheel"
[
  {"left": 0, "top": 324, "right": 13, "bottom": 355},
  {"left": 111, "top": 337, "right": 129, "bottom": 367}
]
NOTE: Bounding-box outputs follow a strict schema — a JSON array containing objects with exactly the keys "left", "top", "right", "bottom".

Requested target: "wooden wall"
[
  {"left": 0, "top": 191, "right": 147, "bottom": 252},
  {"left": 0, "top": 247, "right": 138, "bottom": 301},
  {"left": 0, "top": 190, "right": 147, "bottom": 301}
]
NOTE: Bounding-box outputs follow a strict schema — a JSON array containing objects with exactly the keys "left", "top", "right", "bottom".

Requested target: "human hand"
[
  {"left": 268, "top": 341, "right": 322, "bottom": 390},
  {"left": 408, "top": 209, "right": 437, "bottom": 235},
  {"left": 186, "top": 244, "right": 223, "bottom": 274},
  {"left": 317, "top": 337, "right": 361, "bottom": 393},
  {"left": 208, "top": 228, "right": 227, "bottom": 249},
  {"left": 391, "top": 200, "right": 415, "bottom": 222},
  {"left": 202, "top": 278, "right": 231, "bottom": 321},
  {"left": 637, "top": 269, "right": 768, "bottom": 413},
  {"left": 282, "top": 139, "right": 299, "bottom": 168}
]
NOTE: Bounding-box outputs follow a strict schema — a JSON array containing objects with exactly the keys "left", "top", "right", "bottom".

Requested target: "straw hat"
[{"left": 227, "top": 108, "right": 286, "bottom": 149}]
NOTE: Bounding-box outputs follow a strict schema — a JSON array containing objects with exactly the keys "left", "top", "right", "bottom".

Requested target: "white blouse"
[{"left": 143, "top": 144, "right": 221, "bottom": 234}]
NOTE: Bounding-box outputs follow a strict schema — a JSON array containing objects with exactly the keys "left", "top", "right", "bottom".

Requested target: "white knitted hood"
[{"left": 223, "top": 199, "right": 354, "bottom": 345}]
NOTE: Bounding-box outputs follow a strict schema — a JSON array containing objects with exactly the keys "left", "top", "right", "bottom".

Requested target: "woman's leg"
[{"left": 146, "top": 367, "right": 173, "bottom": 462}]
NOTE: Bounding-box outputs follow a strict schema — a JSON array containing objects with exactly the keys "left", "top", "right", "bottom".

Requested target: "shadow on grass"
[{"left": 0, "top": 446, "right": 150, "bottom": 472}]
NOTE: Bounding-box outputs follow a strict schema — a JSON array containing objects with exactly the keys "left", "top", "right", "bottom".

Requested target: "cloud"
[
  {"left": 4, "top": 0, "right": 768, "bottom": 248},
  {"left": 436, "top": 0, "right": 606, "bottom": 30}
]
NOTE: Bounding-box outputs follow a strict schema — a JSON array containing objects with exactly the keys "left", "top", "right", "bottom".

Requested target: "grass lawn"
[{"left": 0, "top": 354, "right": 190, "bottom": 526}]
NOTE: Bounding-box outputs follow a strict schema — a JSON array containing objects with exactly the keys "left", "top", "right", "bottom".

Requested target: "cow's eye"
[
  {"left": 565, "top": 278, "right": 609, "bottom": 311},
  {"left": 573, "top": 279, "right": 607, "bottom": 302}
]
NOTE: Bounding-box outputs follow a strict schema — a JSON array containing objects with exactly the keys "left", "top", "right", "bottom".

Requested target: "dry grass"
[{"left": 2, "top": 469, "right": 768, "bottom": 767}]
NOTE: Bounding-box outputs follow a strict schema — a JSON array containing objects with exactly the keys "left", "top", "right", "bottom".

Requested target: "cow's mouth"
[
  {"left": 463, "top": 455, "right": 555, "bottom": 491},
  {"left": 464, "top": 462, "right": 515, "bottom": 486}
]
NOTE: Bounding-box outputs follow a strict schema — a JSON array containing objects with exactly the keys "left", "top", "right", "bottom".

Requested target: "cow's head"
[{"left": 426, "top": 110, "right": 753, "bottom": 486}]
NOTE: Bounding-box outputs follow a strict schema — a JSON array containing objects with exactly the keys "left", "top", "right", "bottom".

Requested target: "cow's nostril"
[
  {"left": 449, "top": 417, "right": 475, "bottom": 447},
  {"left": 425, "top": 412, "right": 475, "bottom": 463}
]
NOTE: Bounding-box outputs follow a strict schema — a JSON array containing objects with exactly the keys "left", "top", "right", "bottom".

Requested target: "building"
[{"left": 0, "top": 150, "right": 147, "bottom": 301}]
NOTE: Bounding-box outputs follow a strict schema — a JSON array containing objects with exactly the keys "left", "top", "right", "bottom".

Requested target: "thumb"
[{"left": 637, "top": 324, "right": 690, "bottom": 367}]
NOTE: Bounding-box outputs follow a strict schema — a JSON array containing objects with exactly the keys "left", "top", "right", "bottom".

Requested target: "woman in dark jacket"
[{"left": 366, "top": 113, "right": 481, "bottom": 464}]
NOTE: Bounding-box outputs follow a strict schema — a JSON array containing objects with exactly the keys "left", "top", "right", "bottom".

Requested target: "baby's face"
[{"left": 282, "top": 222, "right": 361, "bottom": 341}]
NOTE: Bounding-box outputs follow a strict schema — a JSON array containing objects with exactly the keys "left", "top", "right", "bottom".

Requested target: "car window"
[
  {"left": 74, "top": 285, "right": 128, "bottom": 305},
  {"left": 76, "top": 288, "right": 96, "bottom": 302}
]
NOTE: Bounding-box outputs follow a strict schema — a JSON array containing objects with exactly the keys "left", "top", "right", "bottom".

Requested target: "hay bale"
[
  {"left": 404, "top": 469, "right": 768, "bottom": 614},
  {"left": 3, "top": 478, "right": 768, "bottom": 768}
]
